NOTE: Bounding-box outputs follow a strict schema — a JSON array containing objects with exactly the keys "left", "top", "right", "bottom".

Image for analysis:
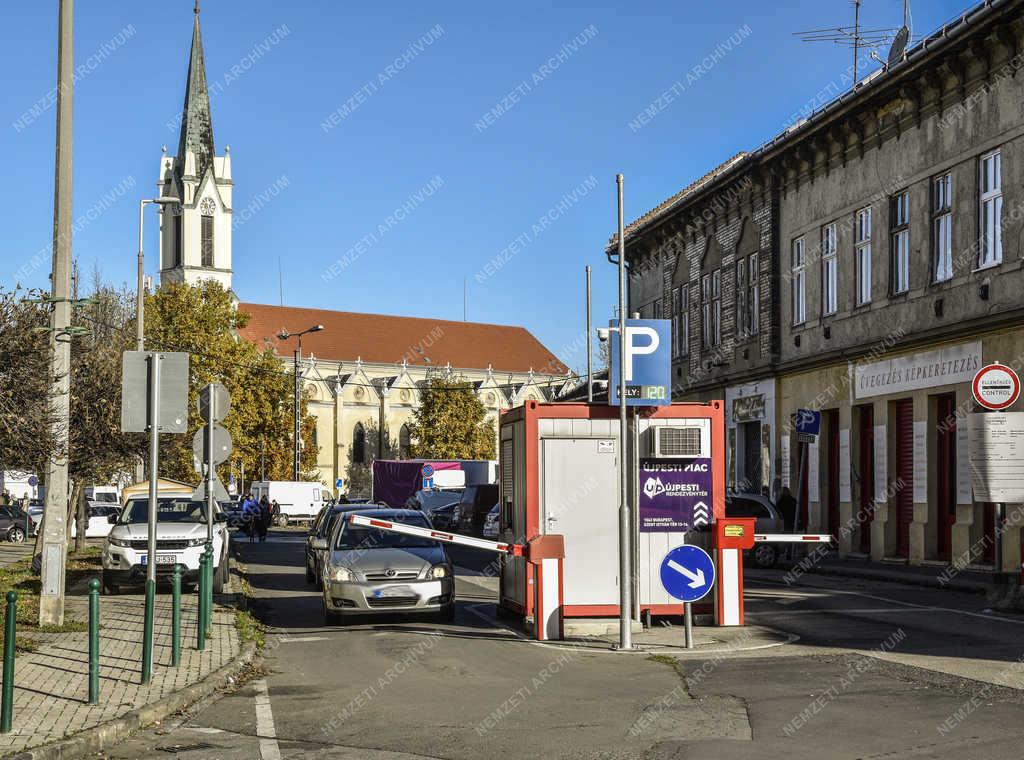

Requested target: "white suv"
[{"left": 102, "top": 496, "right": 230, "bottom": 594}]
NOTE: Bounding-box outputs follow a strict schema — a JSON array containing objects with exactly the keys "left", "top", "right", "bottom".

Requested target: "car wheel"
[
  {"left": 7, "top": 527, "right": 25, "bottom": 544},
  {"left": 275, "top": 515, "right": 289, "bottom": 527},
  {"left": 752, "top": 544, "right": 778, "bottom": 569}
]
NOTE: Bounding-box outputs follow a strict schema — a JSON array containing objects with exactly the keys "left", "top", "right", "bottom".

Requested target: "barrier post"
[
  {"left": 1, "top": 591, "right": 16, "bottom": 732},
  {"left": 88, "top": 579, "right": 100, "bottom": 704},
  {"left": 196, "top": 552, "right": 207, "bottom": 651},
  {"left": 171, "top": 564, "right": 181, "bottom": 667},
  {"left": 204, "top": 542, "right": 214, "bottom": 638},
  {"left": 141, "top": 578, "right": 155, "bottom": 682}
]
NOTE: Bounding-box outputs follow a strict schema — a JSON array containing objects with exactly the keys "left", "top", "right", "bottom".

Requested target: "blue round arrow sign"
[{"left": 659, "top": 545, "right": 715, "bottom": 603}]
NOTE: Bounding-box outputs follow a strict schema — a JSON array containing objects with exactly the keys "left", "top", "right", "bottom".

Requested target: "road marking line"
[
  {"left": 278, "top": 636, "right": 328, "bottom": 643},
  {"left": 253, "top": 679, "right": 281, "bottom": 760}
]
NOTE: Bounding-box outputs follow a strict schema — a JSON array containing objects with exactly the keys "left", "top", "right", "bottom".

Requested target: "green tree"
[
  {"left": 145, "top": 281, "right": 318, "bottom": 487},
  {"left": 408, "top": 375, "right": 496, "bottom": 460}
]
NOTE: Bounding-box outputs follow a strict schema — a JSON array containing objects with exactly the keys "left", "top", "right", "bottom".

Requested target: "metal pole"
[
  {"left": 1, "top": 591, "right": 16, "bottom": 733},
  {"left": 136, "top": 200, "right": 146, "bottom": 352},
  {"left": 142, "top": 352, "right": 160, "bottom": 683},
  {"left": 171, "top": 564, "right": 181, "bottom": 667},
  {"left": 88, "top": 579, "right": 99, "bottom": 703},
  {"left": 616, "top": 174, "right": 632, "bottom": 650},
  {"left": 197, "top": 551, "right": 207, "bottom": 651},
  {"left": 995, "top": 502, "right": 1005, "bottom": 573},
  {"left": 684, "top": 602, "right": 694, "bottom": 649},
  {"left": 205, "top": 390, "right": 216, "bottom": 636},
  {"left": 293, "top": 346, "right": 301, "bottom": 481},
  {"left": 586, "top": 265, "right": 593, "bottom": 403},
  {"left": 39, "top": 0, "right": 74, "bottom": 628}
]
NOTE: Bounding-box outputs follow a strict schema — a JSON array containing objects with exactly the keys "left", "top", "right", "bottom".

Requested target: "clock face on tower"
[{"left": 199, "top": 197, "right": 216, "bottom": 216}]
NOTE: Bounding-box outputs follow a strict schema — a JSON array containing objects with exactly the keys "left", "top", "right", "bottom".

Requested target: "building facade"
[{"left": 621, "top": 0, "right": 1024, "bottom": 574}]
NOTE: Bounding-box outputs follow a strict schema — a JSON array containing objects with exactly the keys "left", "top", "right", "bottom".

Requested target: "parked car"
[
  {"left": 725, "top": 492, "right": 785, "bottom": 568},
  {"left": 305, "top": 503, "right": 382, "bottom": 587},
  {"left": 0, "top": 506, "right": 31, "bottom": 543},
  {"left": 321, "top": 508, "right": 454, "bottom": 624},
  {"left": 481, "top": 504, "right": 500, "bottom": 539},
  {"left": 455, "top": 484, "right": 499, "bottom": 536},
  {"left": 405, "top": 488, "right": 462, "bottom": 512},
  {"left": 427, "top": 502, "right": 459, "bottom": 532},
  {"left": 101, "top": 496, "right": 230, "bottom": 594}
]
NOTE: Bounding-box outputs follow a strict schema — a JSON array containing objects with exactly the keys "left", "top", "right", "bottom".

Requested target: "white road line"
[
  {"left": 253, "top": 679, "right": 281, "bottom": 760},
  {"left": 278, "top": 636, "right": 328, "bottom": 643},
  {"left": 751, "top": 578, "right": 1024, "bottom": 626}
]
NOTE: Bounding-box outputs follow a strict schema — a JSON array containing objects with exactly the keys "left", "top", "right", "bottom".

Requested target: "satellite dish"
[{"left": 888, "top": 26, "right": 909, "bottom": 66}]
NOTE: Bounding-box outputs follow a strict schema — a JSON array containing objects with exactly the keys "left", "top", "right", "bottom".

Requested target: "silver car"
[{"left": 321, "top": 509, "right": 455, "bottom": 625}]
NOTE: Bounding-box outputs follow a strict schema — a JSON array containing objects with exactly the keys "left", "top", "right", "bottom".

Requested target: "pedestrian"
[
  {"left": 241, "top": 492, "right": 260, "bottom": 542},
  {"left": 270, "top": 499, "right": 281, "bottom": 526},
  {"left": 776, "top": 486, "right": 798, "bottom": 533},
  {"left": 257, "top": 495, "right": 271, "bottom": 542}
]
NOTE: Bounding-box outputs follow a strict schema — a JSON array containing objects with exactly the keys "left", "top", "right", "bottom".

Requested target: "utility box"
[{"left": 498, "top": 401, "right": 725, "bottom": 623}]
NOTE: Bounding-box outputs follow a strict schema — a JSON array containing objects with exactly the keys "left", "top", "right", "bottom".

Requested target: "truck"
[
  {"left": 371, "top": 460, "right": 496, "bottom": 508},
  {"left": 250, "top": 481, "right": 329, "bottom": 525}
]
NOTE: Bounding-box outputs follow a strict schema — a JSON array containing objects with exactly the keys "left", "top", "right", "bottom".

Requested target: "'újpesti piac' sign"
[{"left": 639, "top": 458, "right": 712, "bottom": 532}]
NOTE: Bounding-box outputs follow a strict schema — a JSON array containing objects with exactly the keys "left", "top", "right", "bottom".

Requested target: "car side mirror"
[
  {"left": 311, "top": 537, "right": 327, "bottom": 551},
  {"left": 107, "top": 514, "right": 117, "bottom": 524}
]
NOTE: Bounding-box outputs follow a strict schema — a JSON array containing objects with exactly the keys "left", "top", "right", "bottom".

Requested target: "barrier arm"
[
  {"left": 346, "top": 514, "right": 564, "bottom": 641},
  {"left": 753, "top": 533, "right": 833, "bottom": 543},
  {"left": 346, "top": 514, "right": 526, "bottom": 556}
]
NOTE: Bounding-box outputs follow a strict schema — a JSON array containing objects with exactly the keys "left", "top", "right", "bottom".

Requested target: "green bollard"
[
  {"left": 196, "top": 552, "right": 207, "bottom": 651},
  {"left": 88, "top": 579, "right": 100, "bottom": 704},
  {"left": 1, "top": 590, "right": 16, "bottom": 733},
  {"left": 171, "top": 564, "right": 181, "bottom": 667},
  {"left": 204, "top": 542, "right": 214, "bottom": 637},
  {"left": 141, "top": 579, "right": 155, "bottom": 683}
]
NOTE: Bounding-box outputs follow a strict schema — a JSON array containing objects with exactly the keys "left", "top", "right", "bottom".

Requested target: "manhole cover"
[{"left": 156, "top": 743, "right": 219, "bottom": 753}]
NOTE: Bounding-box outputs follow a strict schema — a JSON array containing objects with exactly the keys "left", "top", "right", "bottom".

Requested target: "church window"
[{"left": 201, "top": 214, "right": 214, "bottom": 268}]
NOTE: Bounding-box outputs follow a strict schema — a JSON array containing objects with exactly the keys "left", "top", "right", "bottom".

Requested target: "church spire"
[{"left": 177, "top": 2, "right": 215, "bottom": 182}]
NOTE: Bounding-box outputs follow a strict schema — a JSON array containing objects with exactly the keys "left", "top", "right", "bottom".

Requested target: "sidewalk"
[{"left": 0, "top": 592, "right": 241, "bottom": 758}]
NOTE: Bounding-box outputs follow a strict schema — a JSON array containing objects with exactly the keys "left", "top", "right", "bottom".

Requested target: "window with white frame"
[
  {"left": 855, "top": 207, "right": 872, "bottom": 305},
  {"left": 747, "top": 253, "right": 759, "bottom": 335},
  {"left": 672, "top": 286, "right": 689, "bottom": 357},
  {"left": 890, "top": 192, "right": 909, "bottom": 294},
  {"left": 792, "top": 237, "right": 806, "bottom": 325},
  {"left": 933, "top": 173, "right": 953, "bottom": 282},
  {"left": 822, "top": 223, "right": 838, "bottom": 315},
  {"left": 701, "top": 270, "right": 721, "bottom": 348},
  {"left": 979, "top": 150, "right": 1002, "bottom": 268},
  {"left": 736, "top": 259, "right": 746, "bottom": 338}
]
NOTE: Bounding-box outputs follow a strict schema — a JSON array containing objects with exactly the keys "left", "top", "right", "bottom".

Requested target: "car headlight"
[
  {"left": 108, "top": 537, "right": 131, "bottom": 548},
  {"left": 426, "top": 564, "right": 449, "bottom": 579},
  {"left": 329, "top": 567, "right": 354, "bottom": 582}
]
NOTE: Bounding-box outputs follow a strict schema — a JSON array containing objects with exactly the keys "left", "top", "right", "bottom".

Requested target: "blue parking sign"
[{"left": 609, "top": 319, "right": 672, "bottom": 407}]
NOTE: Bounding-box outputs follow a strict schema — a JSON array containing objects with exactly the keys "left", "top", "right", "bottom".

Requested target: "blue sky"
[{"left": 2, "top": 0, "right": 975, "bottom": 372}]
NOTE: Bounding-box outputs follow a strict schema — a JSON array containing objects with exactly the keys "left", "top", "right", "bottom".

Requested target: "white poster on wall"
[
  {"left": 874, "top": 424, "right": 888, "bottom": 503},
  {"left": 808, "top": 439, "right": 820, "bottom": 503},
  {"left": 968, "top": 413, "right": 1024, "bottom": 502},
  {"left": 956, "top": 424, "right": 972, "bottom": 504},
  {"left": 839, "top": 429, "right": 852, "bottom": 502},
  {"left": 781, "top": 435, "right": 791, "bottom": 489},
  {"left": 913, "top": 420, "right": 927, "bottom": 503}
]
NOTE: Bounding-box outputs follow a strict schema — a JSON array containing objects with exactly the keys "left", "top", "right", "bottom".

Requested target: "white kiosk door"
[{"left": 540, "top": 438, "right": 618, "bottom": 606}]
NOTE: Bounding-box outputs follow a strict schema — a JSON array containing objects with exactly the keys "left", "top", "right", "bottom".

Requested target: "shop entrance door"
[
  {"left": 856, "top": 405, "right": 874, "bottom": 554},
  {"left": 936, "top": 394, "right": 956, "bottom": 560},
  {"left": 895, "top": 399, "right": 914, "bottom": 558}
]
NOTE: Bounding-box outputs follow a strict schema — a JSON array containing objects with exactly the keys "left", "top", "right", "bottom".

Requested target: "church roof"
[
  {"left": 177, "top": 3, "right": 215, "bottom": 182},
  {"left": 237, "top": 303, "right": 568, "bottom": 375}
]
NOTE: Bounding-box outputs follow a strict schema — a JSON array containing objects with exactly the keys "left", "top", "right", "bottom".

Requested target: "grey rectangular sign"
[{"left": 121, "top": 351, "right": 190, "bottom": 433}]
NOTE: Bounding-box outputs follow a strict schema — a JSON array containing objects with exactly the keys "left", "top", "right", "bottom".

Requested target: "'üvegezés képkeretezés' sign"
[{"left": 639, "top": 458, "right": 712, "bottom": 532}]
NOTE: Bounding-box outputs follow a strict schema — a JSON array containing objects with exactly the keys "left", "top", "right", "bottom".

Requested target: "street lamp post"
[
  {"left": 136, "top": 197, "right": 180, "bottom": 351},
  {"left": 277, "top": 325, "right": 324, "bottom": 481}
]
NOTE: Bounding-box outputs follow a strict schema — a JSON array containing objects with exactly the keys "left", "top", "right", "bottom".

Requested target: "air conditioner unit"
[{"left": 651, "top": 424, "right": 710, "bottom": 458}]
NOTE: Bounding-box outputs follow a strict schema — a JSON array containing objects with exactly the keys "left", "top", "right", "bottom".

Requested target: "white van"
[{"left": 250, "top": 481, "right": 328, "bottom": 525}]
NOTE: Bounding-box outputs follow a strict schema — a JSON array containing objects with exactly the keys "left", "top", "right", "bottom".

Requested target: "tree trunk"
[
  {"left": 74, "top": 484, "right": 87, "bottom": 553},
  {"left": 65, "top": 481, "right": 81, "bottom": 552}
]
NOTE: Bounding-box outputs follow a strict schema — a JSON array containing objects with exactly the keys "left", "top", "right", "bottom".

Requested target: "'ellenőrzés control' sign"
[{"left": 639, "top": 458, "right": 712, "bottom": 532}]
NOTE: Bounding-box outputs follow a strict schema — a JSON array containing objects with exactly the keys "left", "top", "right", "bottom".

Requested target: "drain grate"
[{"left": 156, "top": 743, "right": 219, "bottom": 753}]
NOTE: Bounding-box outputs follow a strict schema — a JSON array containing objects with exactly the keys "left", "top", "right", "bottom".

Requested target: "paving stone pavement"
[{"left": 0, "top": 591, "right": 240, "bottom": 755}]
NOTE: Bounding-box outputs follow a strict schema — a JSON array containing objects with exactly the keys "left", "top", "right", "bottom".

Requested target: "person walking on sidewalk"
[{"left": 241, "top": 493, "right": 260, "bottom": 543}]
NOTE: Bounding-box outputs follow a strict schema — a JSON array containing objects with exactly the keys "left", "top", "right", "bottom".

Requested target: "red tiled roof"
[{"left": 237, "top": 303, "right": 568, "bottom": 375}]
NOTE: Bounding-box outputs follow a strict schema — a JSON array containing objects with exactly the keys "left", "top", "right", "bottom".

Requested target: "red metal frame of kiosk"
[{"left": 499, "top": 400, "right": 726, "bottom": 621}]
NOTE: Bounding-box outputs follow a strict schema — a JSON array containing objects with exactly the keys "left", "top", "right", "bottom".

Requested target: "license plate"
[
  {"left": 141, "top": 554, "right": 178, "bottom": 565},
  {"left": 374, "top": 585, "right": 413, "bottom": 598}
]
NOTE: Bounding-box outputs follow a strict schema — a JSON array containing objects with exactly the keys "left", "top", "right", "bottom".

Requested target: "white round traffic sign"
[{"left": 973, "top": 363, "right": 1021, "bottom": 410}]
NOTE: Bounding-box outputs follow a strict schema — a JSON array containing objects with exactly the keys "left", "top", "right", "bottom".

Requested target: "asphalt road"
[{"left": 102, "top": 533, "right": 1024, "bottom": 760}]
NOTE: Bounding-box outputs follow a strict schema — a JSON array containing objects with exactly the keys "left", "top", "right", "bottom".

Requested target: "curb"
[{"left": 3, "top": 637, "right": 259, "bottom": 760}]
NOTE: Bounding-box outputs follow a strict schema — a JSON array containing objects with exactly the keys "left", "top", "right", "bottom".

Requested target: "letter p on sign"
[{"left": 624, "top": 327, "right": 659, "bottom": 381}]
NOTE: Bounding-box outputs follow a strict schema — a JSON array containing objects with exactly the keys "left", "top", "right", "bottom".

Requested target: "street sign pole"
[
  {"left": 206, "top": 389, "right": 215, "bottom": 546},
  {"left": 142, "top": 353, "right": 160, "bottom": 683},
  {"left": 684, "top": 602, "right": 693, "bottom": 649},
  {"left": 616, "top": 173, "right": 632, "bottom": 650}
]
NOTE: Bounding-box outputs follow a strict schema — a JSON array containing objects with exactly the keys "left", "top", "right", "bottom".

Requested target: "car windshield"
[
  {"left": 118, "top": 498, "right": 211, "bottom": 525},
  {"left": 91, "top": 493, "right": 118, "bottom": 503},
  {"left": 335, "top": 513, "right": 439, "bottom": 550},
  {"left": 419, "top": 490, "right": 461, "bottom": 510}
]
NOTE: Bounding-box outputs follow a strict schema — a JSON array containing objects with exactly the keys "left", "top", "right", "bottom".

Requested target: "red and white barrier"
[
  {"left": 346, "top": 515, "right": 564, "bottom": 641},
  {"left": 754, "top": 533, "right": 833, "bottom": 543}
]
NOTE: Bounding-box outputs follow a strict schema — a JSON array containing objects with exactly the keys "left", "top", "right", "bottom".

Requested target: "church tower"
[{"left": 158, "top": 2, "right": 233, "bottom": 290}]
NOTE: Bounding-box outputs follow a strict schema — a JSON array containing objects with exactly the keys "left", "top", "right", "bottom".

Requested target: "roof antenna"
[
  {"left": 194, "top": 0, "right": 200, "bottom": 14},
  {"left": 794, "top": 0, "right": 901, "bottom": 85}
]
